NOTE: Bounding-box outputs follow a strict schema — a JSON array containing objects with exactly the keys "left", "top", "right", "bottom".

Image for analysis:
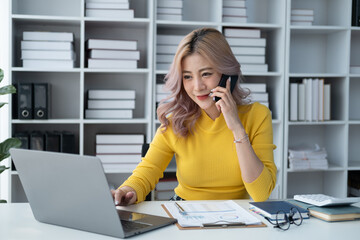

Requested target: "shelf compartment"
[
  {"left": 349, "top": 77, "right": 360, "bottom": 120},
  {"left": 85, "top": 21, "right": 150, "bottom": 69},
  {"left": 83, "top": 123, "right": 148, "bottom": 156},
  {"left": 182, "top": 0, "right": 220, "bottom": 22},
  {"left": 289, "top": 77, "right": 346, "bottom": 121},
  {"left": 348, "top": 125, "right": 360, "bottom": 168},
  {"left": 286, "top": 171, "right": 347, "bottom": 198},
  {"left": 11, "top": 19, "right": 81, "bottom": 68},
  {"left": 350, "top": 31, "right": 360, "bottom": 73},
  {"left": 290, "top": 0, "right": 351, "bottom": 27},
  {"left": 288, "top": 124, "right": 347, "bottom": 169},
  {"left": 12, "top": 0, "right": 81, "bottom": 17},
  {"left": 289, "top": 30, "right": 348, "bottom": 74},
  {"left": 84, "top": 72, "right": 149, "bottom": 119},
  {"left": 12, "top": 71, "right": 81, "bottom": 119},
  {"left": 11, "top": 123, "right": 80, "bottom": 154},
  {"left": 245, "top": 0, "right": 285, "bottom": 25}
]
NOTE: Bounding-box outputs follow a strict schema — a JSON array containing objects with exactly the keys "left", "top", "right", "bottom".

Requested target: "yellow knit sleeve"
[
  {"left": 243, "top": 103, "right": 277, "bottom": 201},
  {"left": 120, "top": 127, "right": 175, "bottom": 203}
]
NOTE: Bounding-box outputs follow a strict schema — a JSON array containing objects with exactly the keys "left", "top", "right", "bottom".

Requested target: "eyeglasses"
[{"left": 265, "top": 207, "right": 303, "bottom": 230}]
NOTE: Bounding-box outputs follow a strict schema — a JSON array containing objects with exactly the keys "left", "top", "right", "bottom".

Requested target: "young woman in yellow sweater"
[{"left": 112, "top": 27, "right": 277, "bottom": 205}]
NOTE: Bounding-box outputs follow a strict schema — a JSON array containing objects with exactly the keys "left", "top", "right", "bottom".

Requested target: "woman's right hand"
[{"left": 111, "top": 186, "right": 137, "bottom": 206}]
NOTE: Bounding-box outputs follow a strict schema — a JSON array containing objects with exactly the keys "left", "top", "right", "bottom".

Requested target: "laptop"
[{"left": 10, "top": 148, "right": 177, "bottom": 238}]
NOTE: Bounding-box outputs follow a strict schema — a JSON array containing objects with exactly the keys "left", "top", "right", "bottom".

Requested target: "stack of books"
[
  {"left": 156, "top": 34, "right": 183, "bottom": 70},
  {"left": 222, "top": 0, "right": 247, "bottom": 23},
  {"left": 291, "top": 9, "right": 314, "bottom": 26},
  {"left": 289, "top": 78, "right": 331, "bottom": 122},
  {"left": 96, "top": 134, "right": 144, "bottom": 172},
  {"left": 242, "top": 83, "right": 269, "bottom": 108},
  {"left": 157, "top": 0, "right": 183, "bottom": 21},
  {"left": 223, "top": 27, "right": 268, "bottom": 72},
  {"left": 155, "top": 178, "right": 178, "bottom": 200},
  {"left": 288, "top": 144, "right": 329, "bottom": 170},
  {"left": 21, "top": 31, "right": 75, "bottom": 69},
  {"left": 85, "top": 89, "right": 136, "bottom": 119},
  {"left": 86, "top": 38, "right": 139, "bottom": 69},
  {"left": 85, "top": 0, "right": 134, "bottom": 19},
  {"left": 156, "top": 82, "right": 172, "bottom": 107}
]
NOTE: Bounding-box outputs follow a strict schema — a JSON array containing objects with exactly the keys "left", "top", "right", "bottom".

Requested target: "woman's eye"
[
  {"left": 183, "top": 75, "right": 191, "bottom": 80},
  {"left": 202, "top": 72, "right": 212, "bottom": 77}
]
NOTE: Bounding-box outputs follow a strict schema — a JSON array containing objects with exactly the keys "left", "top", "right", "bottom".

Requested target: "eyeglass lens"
[{"left": 275, "top": 210, "right": 290, "bottom": 230}]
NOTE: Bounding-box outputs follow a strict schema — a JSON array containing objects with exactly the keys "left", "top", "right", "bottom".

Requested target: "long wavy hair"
[{"left": 157, "top": 27, "right": 250, "bottom": 138}]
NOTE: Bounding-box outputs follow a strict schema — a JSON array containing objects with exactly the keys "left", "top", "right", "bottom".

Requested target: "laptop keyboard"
[{"left": 121, "top": 220, "right": 151, "bottom": 232}]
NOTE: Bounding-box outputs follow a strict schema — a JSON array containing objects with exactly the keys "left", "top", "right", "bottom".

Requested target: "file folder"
[
  {"left": 33, "top": 83, "right": 49, "bottom": 119},
  {"left": 14, "top": 83, "right": 33, "bottom": 119}
]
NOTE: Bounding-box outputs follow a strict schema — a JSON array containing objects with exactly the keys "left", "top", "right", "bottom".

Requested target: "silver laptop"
[{"left": 10, "top": 148, "right": 177, "bottom": 238}]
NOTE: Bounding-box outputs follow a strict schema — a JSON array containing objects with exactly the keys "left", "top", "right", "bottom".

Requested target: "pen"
[
  {"left": 174, "top": 202, "right": 187, "bottom": 215},
  {"left": 203, "top": 222, "right": 246, "bottom": 228}
]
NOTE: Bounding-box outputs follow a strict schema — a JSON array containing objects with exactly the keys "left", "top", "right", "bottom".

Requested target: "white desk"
[{"left": 0, "top": 200, "right": 358, "bottom": 239}]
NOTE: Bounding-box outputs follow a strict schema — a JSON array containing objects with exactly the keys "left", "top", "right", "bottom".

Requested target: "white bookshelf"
[
  {"left": 284, "top": 0, "right": 359, "bottom": 199},
  {"left": 5, "top": 0, "right": 357, "bottom": 203}
]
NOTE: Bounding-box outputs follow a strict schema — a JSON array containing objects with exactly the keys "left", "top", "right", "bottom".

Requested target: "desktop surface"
[{"left": 0, "top": 200, "right": 359, "bottom": 240}]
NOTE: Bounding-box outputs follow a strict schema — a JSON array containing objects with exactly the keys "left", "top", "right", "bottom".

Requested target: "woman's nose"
[{"left": 194, "top": 77, "right": 205, "bottom": 91}]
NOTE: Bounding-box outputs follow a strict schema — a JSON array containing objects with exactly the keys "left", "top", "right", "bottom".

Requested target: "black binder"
[
  {"left": 30, "top": 131, "right": 44, "bottom": 150},
  {"left": 60, "top": 131, "right": 75, "bottom": 153},
  {"left": 14, "top": 83, "right": 33, "bottom": 119},
  {"left": 353, "top": 0, "right": 360, "bottom": 26},
  {"left": 45, "top": 131, "right": 60, "bottom": 152},
  {"left": 33, "top": 83, "right": 49, "bottom": 119}
]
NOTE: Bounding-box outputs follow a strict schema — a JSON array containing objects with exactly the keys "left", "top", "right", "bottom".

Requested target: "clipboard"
[{"left": 161, "top": 202, "right": 267, "bottom": 230}]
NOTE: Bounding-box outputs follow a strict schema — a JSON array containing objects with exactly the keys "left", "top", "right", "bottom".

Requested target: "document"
[{"left": 163, "top": 200, "right": 262, "bottom": 228}]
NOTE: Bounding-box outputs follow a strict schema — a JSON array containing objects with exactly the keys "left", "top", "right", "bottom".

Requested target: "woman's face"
[{"left": 182, "top": 53, "right": 221, "bottom": 112}]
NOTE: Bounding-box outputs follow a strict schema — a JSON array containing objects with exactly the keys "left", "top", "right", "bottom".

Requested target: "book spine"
[{"left": 290, "top": 83, "right": 298, "bottom": 121}]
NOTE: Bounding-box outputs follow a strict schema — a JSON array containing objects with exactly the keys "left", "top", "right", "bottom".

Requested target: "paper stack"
[
  {"left": 156, "top": 34, "right": 183, "bottom": 70},
  {"left": 21, "top": 31, "right": 75, "bottom": 69},
  {"left": 85, "top": 0, "right": 134, "bottom": 19},
  {"left": 242, "top": 83, "right": 269, "bottom": 108},
  {"left": 157, "top": 0, "right": 183, "bottom": 21},
  {"left": 288, "top": 144, "right": 329, "bottom": 170},
  {"left": 291, "top": 9, "right": 314, "bottom": 26},
  {"left": 86, "top": 38, "right": 139, "bottom": 69},
  {"left": 224, "top": 27, "right": 268, "bottom": 73},
  {"left": 222, "top": 0, "right": 248, "bottom": 23},
  {"left": 155, "top": 178, "right": 178, "bottom": 200},
  {"left": 96, "top": 134, "right": 144, "bottom": 172},
  {"left": 85, "top": 89, "right": 136, "bottom": 119}
]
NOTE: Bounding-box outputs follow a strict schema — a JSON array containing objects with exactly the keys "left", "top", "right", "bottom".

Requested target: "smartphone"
[{"left": 214, "top": 74, "right": 238, "bottom": 102}]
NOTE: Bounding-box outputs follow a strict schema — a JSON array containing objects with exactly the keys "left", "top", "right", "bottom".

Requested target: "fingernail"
[
  {"left": 213, "top": 97, "right": 215, "bottom": 101},
  {"left": 115, "top": 201, "right": 119, "bottom": 205},
  {"left": 208, "top": 93, "right": 213, "bottom": 97}
]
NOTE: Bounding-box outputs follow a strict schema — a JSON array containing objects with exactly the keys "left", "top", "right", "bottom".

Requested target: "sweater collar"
[{"left": 195, "top": 109, "right": 227, "bottom": 133}]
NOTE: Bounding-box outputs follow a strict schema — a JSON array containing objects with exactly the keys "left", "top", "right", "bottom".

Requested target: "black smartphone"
[{"left": 215, "top": 74, "right": 238, "bottom": 102}]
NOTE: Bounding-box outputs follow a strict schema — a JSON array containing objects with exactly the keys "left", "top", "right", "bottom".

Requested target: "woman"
[{"left": 112, "top": 27, "right": 276, "bottom": 205}]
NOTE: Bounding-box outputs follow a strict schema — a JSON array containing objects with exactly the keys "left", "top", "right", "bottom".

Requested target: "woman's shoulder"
[{"left": 238, "top": 102, "right": 271, "bottom": 116}]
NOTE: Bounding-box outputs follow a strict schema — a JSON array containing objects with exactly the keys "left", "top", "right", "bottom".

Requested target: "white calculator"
[{"left": 293, "top": 194, "right": 360, "bottom": 207}]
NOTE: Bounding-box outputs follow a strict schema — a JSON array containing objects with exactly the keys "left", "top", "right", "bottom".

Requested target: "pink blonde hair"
[{"left": 157, "top": 27, "right": 249, "bottom": 137}]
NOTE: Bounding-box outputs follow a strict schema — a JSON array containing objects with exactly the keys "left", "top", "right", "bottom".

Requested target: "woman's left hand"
[{"left": 211, "top": 77, "right": 243, "bottom": 133}]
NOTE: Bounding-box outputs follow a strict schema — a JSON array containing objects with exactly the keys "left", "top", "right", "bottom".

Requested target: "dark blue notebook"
[{"left": 249, "top": 201, "right": 310, "bottom": 220}]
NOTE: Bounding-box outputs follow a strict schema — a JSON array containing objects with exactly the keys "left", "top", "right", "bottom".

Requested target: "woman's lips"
[{"left": 197, "top": 94, "right": 209, "bottom": 101}]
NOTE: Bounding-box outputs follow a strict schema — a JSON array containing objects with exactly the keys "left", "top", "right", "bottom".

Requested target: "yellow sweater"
[{"left": 121, "top": 102, "right": 277, "bottom": 202}]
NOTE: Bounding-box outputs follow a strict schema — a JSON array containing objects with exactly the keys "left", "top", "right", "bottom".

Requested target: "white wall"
[{"left": 0, "top": 0, "right": 10, "bottom": 201}]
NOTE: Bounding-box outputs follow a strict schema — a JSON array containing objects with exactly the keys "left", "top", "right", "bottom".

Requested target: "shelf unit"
[
  {"left": 6, "top": 0, "right": 359, "bottom": 202},
  {"left": 283, "top": 0, "right": 359, "bottom": 198}
]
